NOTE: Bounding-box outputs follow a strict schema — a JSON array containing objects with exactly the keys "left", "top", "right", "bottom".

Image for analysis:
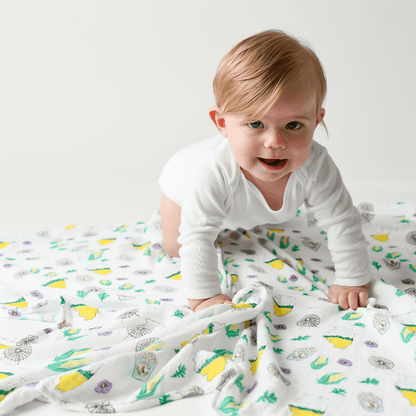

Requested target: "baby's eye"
[
  {"left": 286, "top": 121, "right": 302, "bottom": 130},
  {"left": 247, "top": 121, "right": 264, "bottom": 129}
]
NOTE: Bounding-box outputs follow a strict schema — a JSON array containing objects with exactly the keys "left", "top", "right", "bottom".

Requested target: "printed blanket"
[{"left": 0, "top": 201, "right": 416, "bottom": 415}]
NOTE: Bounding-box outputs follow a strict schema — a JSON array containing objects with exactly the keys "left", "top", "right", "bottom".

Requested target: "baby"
[{"left": 159, "top": 29, "right": 371, "bottom": 313}]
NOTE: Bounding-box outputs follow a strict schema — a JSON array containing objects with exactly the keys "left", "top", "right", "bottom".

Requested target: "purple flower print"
[
  {"left": 43, "top": 328, "right": 53, "bottom": 334},
  {"left": 95, "top": 380, "right": 112, "bottom": 394},
  {"left": 3, "top": 264, "right": 13, "bottom": 269},
  {"left": 152, "top": 243, "right": 161, "bottom": 249},
  {"left": 289, "top": 275, "right": 298, "bottom": 282},
  {"left": 364, "top": 340, "right": 378, "bottom": 348},
  {"left": 280, "top": 367, "right": 291, "bottom": 374},
  {"left": 23, "top": 241, "right": 32, "bottom": 245},
  {"left": 8, "top": 309, "right": 21, "bottom": 318},
  {"left": 31, "top": 290, "right": 43, "bottom": 299},
  {"left": 274, "top": 324, "right": 287, "bottom": 330},
  {"left": 98, "top": 331, "right": 112, "bottom": 336},
  {"left": 247, "top": 381, "right": 258, "bottom": 393},
  {"left": 337, "top": 358, "right": 352, "bottom": 366}
]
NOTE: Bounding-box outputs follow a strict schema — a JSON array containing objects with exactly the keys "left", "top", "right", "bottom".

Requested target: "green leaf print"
[
  {"left": 395, "top": 289, "right": 406, "bottom": 297},
  {"left": 273, "top": 347, "right": 284, "bottom": 354},
  {"left": 410, "top": 264, "right": 416, "bottom": 274},
  {"left": 291, "top": 245, "right": 300, "bottom": 252},
  {"left": 332, "top": 388, "right": 347, "bottom": 396},
  {"left": 173, "top": 310, "right": 184, "bottom": 318},
  {"left": 257, "top": 390, "right": 278, "bottom": 404},
  {"left": 159, "top": 394, "right": 173, "bottom": 405},
  {"left": 354, "top": 322, "right": 366, "bottom": 328},
  {"left": 172, "top": 364, "right": 186, "bottom": 378},
  {"left": 292, "top": 336, "right": 310, "bottom": 341},
  {"left": 372, "top": 261, "right": 382, "bottom": 270},
  {"left": 359, "top": 378, "right": 379, "bottom": 385},
  {"left": 98, "top": 292, "right": 110, "bottom": 302}
]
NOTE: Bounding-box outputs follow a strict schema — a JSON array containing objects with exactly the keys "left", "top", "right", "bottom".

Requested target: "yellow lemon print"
[
  {"left": 249, "top": 346, "right": 265, "bottom": 375},
  {"left": 199, "top": 356, "right": 227, "bottom": 381},
  {"left": 372, "top": 233, "right": 388, "bottom": 242},
  {"left": 72, "top": 305, "right": 99, "bottom": 321},
  {"left": 266, "top": 258, "right": 284, "bottom": 270}
]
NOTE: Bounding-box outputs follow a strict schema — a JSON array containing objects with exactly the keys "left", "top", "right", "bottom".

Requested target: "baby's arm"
[
  {"left": 328, "top": 282, "right": 370, "bottom": 310},
  {"left": 188, "top": 294, "right": 233, "bottom": 312}
]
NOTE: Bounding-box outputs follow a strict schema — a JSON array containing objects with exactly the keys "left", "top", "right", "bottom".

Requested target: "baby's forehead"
[{"left": 235, "top": 93, "right": 317, "bottom": 120}]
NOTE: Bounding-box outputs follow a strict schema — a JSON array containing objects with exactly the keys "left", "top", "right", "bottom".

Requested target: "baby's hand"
[
  {"left": 328, "top": 282, "right": 370, "bottom": 310},
  {"left": 188, "top": 294, "right": 233, "bottom": 312}
]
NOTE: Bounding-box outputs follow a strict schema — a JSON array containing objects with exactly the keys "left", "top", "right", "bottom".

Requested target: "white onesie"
[{"left": 158, "top": 133, "right": 372, "bottom": 299}]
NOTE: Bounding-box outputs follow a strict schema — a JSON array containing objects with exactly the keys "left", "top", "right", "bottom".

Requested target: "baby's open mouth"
[{"left": 258, "top": 158, "right": 287, "bottom": 166}]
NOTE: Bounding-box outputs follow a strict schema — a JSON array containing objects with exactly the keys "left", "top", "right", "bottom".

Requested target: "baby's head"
[
  {"left": 209, "top": 30, "right": 328, "bottom": 185},
  {"left": 211, "top": 29, "right": 327, "bottom": 133}
]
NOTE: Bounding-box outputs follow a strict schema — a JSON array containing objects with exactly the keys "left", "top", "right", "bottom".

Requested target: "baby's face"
[{"left": 219, "top": 84, "right": 323, "bottom": 187}]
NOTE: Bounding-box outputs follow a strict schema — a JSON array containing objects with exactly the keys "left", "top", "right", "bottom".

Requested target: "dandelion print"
[{"left": 368, "top": 356, "right": 394, "bottom": 370}]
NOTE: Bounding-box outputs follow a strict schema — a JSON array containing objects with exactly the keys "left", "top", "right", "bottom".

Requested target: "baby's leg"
[{"left": 160, "top": 193, "right": 182, "bottom": 258}]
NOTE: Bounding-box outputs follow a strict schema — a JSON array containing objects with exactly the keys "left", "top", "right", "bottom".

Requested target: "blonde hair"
[{"left": 213, "top": 29, "right": 328, "bottom": 136}]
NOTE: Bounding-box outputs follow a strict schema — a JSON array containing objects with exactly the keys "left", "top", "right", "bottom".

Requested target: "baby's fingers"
[
  {"left": 359, "top": 291, "right": 368, "bottom": 308},
  {"left": 338, "top": 293, "right": 349, "bottom": 310},
  {"left": 348, "top": 291, "right": 359, "bottom": 311}
]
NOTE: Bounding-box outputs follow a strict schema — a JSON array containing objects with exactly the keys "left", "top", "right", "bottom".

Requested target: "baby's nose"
[{"left": 265, "top": 131, "right": 286, "bottom": 148}]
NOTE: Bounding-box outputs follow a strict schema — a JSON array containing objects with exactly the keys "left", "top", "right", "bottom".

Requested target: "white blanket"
[{"left": 0, "top": 202, "right": 416, "bottom": 415}]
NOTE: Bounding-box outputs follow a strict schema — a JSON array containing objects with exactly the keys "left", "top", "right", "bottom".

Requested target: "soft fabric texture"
[
  {"left": 158, "top": 134, "right": 372, "bottom": 299},
  {"left": 0, "top": 202, "right": 415, "bottom": 415}
]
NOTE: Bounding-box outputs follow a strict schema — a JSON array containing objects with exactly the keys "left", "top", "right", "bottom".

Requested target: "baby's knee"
[{"left": 160, "top": 193, "right": 182, "bottom": 258}]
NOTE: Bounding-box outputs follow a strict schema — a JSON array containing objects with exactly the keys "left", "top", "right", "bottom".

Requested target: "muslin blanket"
[{"left": 0, "top": 201, "right": 415, "bottom": 415}]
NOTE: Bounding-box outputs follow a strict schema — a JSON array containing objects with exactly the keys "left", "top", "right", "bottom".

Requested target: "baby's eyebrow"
[{"left": 244, "top": 114, "right": 313, "bottom": 122}]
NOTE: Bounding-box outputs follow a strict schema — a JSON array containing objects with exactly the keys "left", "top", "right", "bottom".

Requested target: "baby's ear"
[
  {"left": 208, "top": 105, "right": 226, "bottom": 133},
  {"left": 316, "top": 108, "right": 326, "bottom": 126}
]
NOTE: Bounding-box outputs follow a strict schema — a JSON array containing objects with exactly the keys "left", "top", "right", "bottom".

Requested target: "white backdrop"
[{"left": 1, "top": 0, "right": 415, "bottom": 238}]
